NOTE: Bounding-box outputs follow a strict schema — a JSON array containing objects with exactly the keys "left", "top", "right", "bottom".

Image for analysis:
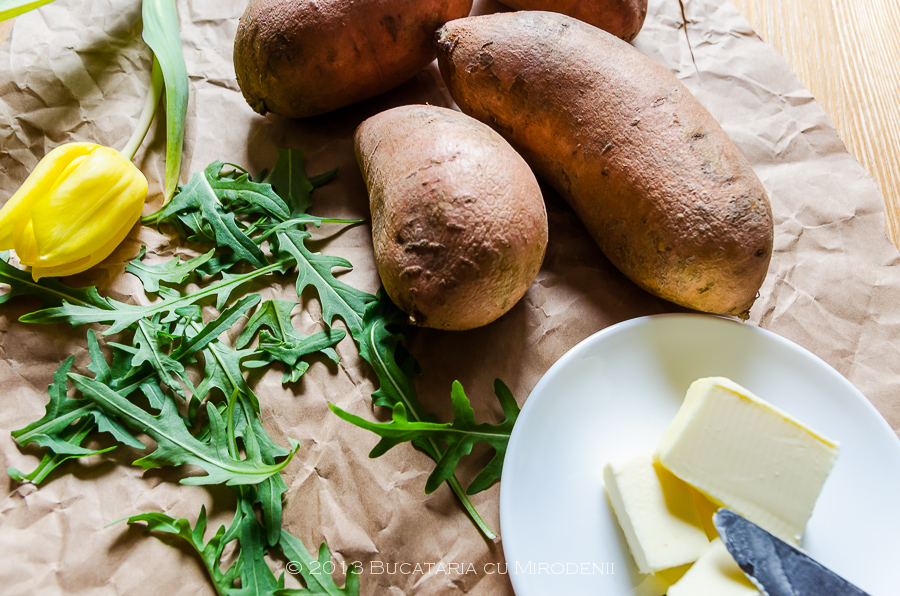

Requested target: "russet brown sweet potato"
[
  {"left": 233, "top": 0, "right": 473, "bottom": 118},
  {"left": 355, "top": 105, "right": 548, "bottom": 330},
  {"left": 435, "top": 12, "right": 773, "bottom": 318},
  {"left": 497, "top": 0, "right": 648, "bottom": 41}
]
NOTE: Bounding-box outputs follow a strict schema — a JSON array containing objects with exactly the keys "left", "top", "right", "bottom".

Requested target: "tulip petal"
[
  {"left": 30, "top": 255, "right": 92, "bottom": 280},
  {"left": 31, "top": 146, "right": 148, "bottom": 264},
  {"left": 0, "top": 143, "right": 95, "bottom": 249},
  {"left": 31, "top": 195, "right": 144, "bottom": 281},
  {"left": 12, "top": 218, "right": 39, "bottom": 265}
]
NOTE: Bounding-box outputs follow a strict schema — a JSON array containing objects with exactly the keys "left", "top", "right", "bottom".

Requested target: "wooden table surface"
[
  {"left": 731, "top": 0, "right": 900, "bottom": 250},
  {"left": 2, "top": 3, "right": 899, "bottom": 249}
]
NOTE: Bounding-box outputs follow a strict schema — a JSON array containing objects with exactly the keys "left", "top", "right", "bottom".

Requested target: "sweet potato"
[
  {"left": 355, "top": 105, "right": 548, "bottom": 330},
  {"left": 233, "top": 0, "right": 472, "bottom": 118},
  {"left": 496, "top": 0, "right": 647, "bottom": 41},
  {"left": 435, "top": 12, "right": 773, "bottom": 318}
]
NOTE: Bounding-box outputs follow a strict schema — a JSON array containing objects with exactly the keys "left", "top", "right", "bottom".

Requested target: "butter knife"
[{"left": 713, "top": 508, "right": 871, "bottom": 596}]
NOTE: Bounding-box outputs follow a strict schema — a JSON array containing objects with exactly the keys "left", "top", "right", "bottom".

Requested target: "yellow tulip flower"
[{"left": 0, "top": 142, "right": 148, "bottom": 280}]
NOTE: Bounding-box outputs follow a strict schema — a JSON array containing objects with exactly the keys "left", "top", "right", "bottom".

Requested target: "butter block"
[
  {"left": 667, "top": 539, "right": 760, "bottom": 596},
  {"left": 656, "top": 377, "right": 840, "bottom": 543},
  {"left": 603, "top": 454, "right": 710, "bottom": 574}
]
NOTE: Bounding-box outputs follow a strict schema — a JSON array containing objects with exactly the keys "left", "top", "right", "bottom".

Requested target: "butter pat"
[
  {"left": 656, "top": 377, "right": 839, "bottom": 543},
  {"left": 668, "top": 539, "right": 759, "bottom": 596},
  {"left": 604, "top": 454, "right": 709, "bottom": 574}
]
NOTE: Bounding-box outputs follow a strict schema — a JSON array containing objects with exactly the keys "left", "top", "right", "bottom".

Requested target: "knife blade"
[{"left": 713, "top": 508, "right": 871, "bottom": 596}]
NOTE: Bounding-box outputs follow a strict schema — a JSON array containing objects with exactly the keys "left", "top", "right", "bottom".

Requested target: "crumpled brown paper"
[{"left": 1, "top": 0, "right": 898, "bottom": 594}]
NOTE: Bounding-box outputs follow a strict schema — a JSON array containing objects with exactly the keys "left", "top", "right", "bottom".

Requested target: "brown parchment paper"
[{"left": 1, "top": 0, "right": 899, "bottom": 594}]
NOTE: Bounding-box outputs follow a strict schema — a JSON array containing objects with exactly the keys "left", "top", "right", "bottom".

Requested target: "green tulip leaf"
[
  {"left": 141, "top": 0, "right": 188, "bottom": 203},
  {"left": 0, "top": 0, "right": 56, "bottom": 21}
]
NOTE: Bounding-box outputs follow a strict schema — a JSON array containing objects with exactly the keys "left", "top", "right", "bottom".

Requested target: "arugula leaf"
[
  {"left": 237, "top": 300, "right": 345, "bottom": 383},
  {"left": 128, "top": 505, "right": 243, "bottom": 595},
  {"left": 120, "top": 316, "right": 193, "bottom": 398},
  {"left": 213, "top": 163, "right": 292, "bottom": 222},
  {"left": 144, "top": 165, "right": 268, "bottom": 266},
  {"left": 11, "top": 354, "right": 144, "bottom": 453},
  {"left": 193, "top": 340, "right": 258, "bottom": 406},
  {"left": 256, "top": 473, "right": 288, "bottom": 547},
  {"left": 250, "top": 327, "right": 345, "bottom": 384},
  {"left": 69, "top": 374, "right": 299, "bottom": 486},
  {"left": 331, "top": 379, "right": 519, "bottom": 495},
  {"left": 129, "top": 491, "right": 354, "bottom": 596},
  {"left": 262, "top": 148, "right": 315, "bottom": 216},
  {"left": 355, "top": 292, "right": 425, "bottom": 415},
  {"left": 8, "top": 417, "right": 116, "bottom": 485},
  {"left": 237, "top": 300, "right": 303, "bottom": 347},
  {"left": 272, "top": 228, "right": 375, "bottom": 336},
  {"left": 125, "top": 247, "right": 215, "bottom": 293},
  {"left": 277, "top": 531, "right": 359, "bottom": 596},
  {"left": 308, "top": 168, "right": 339, "bottom": 190},
  {"left": 11, "top": 357, "right": 94, "bottom": 453},
  {"left": 174, "top": 294, "right": 262, "bottom": 361},
  {"left": 231, "top": 491, "right": 283, "bottom": 596}
]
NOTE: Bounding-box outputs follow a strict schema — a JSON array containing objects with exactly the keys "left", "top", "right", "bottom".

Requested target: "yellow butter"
[
  {"left": 668, "top": 539, "right": 760, "bottom": 595},
  {"left": 603, "top": 454, "right": 710, "bottom": 574},
  {"left": 655, "top": 377, "right": 840, "bottom": 543}
]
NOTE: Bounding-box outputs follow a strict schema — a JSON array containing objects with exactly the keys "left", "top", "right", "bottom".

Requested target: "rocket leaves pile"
[{"left": 3, "top": 148, "right": 518, "bottom": 595}]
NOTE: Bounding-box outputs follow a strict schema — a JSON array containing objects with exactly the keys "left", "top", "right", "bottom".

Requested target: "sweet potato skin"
[
  {"left": 234, "top": 0, "right": 472, "bottom": 118},
  {"left": 435, "top": 12, "right": 773, "bottom": 318},
  {"left": 498, "top": 0, "right": 648, "bottom": 41},
  {"left": 355, "top": 105, "right": 548, "bottom": 330}
]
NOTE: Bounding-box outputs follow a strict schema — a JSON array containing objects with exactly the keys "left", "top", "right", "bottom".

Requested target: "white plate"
[{"left": 499, "top": 314, "right": 900, "bottom": 596}]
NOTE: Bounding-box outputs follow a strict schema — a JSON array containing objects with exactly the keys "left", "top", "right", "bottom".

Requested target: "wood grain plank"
[
  {"left": 731, "top": 0, "right": 900, "bottom": 249},
  {"left": 0, "top": 19, "right": 13, "bottom": 46}
]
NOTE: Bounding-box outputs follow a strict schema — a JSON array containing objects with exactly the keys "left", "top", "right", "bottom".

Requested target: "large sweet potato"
[
  {"left": 234, "top": 0, "right": 472, "bottom": 118},
  {"left": 355, "top": 105, "right": 548, "bottom": 330},
  {"left": 497, "top": 0, "right": 647, "bottom": 41},
  {"left": 435, "top": 12, "right": 773, "bottom": 318}
]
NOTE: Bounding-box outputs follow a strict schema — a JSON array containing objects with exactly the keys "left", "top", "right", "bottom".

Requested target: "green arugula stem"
[
  {"left": 139, "top": 259, "right": 289, "bottom": 320},
  {"left": 195, "top": 322, "right": 265, "bottom": 466},
  {"left": 225, "top": 389, "right": 240, "bottom": 460},
  {"left": 448, "top": 476, "right": 495, "bottom": 539},
  {"left": 121, "top": 57, "right": 164, "bottom": 161},
  {"left": 255, "top": 217, "right": 366, "bottom": 243},
  {"left": 13, "top": 405, "right": 95, "bottom": 445},
  {"left": 118, "top": 370, "right": 162, "bottom": 397},
  {"left": 25, "top": 451, "right": 68, "bottom": 484},
  {"left": 362, "top": 320, "right": 497, "bottom": 540},
  {"left": 15, "top": 418, "right": 114, "bottom": 484}
]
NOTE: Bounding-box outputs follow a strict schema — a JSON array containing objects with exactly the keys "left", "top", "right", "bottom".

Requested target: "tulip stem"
[{"left": 121, "top": 56, "right": 164, "bottom": 162}]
